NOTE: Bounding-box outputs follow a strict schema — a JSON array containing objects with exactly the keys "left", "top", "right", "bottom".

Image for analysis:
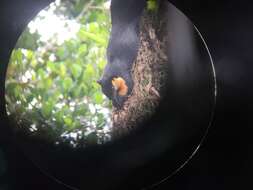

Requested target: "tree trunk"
[{"left": 112, "top": 0, "right": 170, "bottom": 138}]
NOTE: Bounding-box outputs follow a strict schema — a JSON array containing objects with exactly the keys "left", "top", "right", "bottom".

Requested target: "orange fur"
[{"left": 112, "top": 77, "right": 128, "bottom": 96}]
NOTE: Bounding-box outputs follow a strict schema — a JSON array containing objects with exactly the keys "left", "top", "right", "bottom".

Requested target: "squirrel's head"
[
  {"left": 97, "top": 72, "right": 133, "bottom": 109},
  {"left": 97, "top": 75, "right": 131, "bottom": 109}
]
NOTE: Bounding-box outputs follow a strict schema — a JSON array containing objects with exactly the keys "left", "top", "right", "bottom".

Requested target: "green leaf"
[
  {"left": 15, "top": 28, "right": 39, "bottom": 50},
  {"left": 56, "top": 47, "right": 66, "bottom": 60},
  {"left": 94, "top": 92, "right": 103, "bottom": 104},
  {"left": 64, "top": 116, "right": 73, "bottom": 127},
  {"left": 85, "top": 64, "right": 95, "bottom": 76},
  {"left": 72, "top": 85, "right": 81, "bottom": 98},
  {"left": 26, "top": 50, "right": 34, "bottom": 60},
  {"left": 78, "top": 44, "right": 87, "bottom": 56},
  {"left": 31, "top": 58, "right": 37, "bottom": 68},
  {"left": 55, "top": 110, "right": 64, "bottom": 123},
  {"left": 65, "top": 40, "right": 77, "bottom": 52},
  {"left": 52, "top": 90, "right": 61, "bottom": 101},
  {"left": 96, "top": 12, "right": 108, "bottom": 24},
  {"left": 59, "top": 64, "right": 67, "bottom": 77},
  {"left": 14, "top": 85, "right": 22, "bottom": 99},
  {"left": 80, "top": 84, "right": 88, "bottom": 96},
  {"left": 88, "top": 22, "right": 99, "bottom": 33},
  {"left": 26, "top": 94, "right": 34, "bottom": 103},
  {"left": 70, "top": 64, "right": 82, "bottom": 79},
  {"left": 47, "top": 61, "right": 56, "bottom": 72},
  {"left": 43, "top": 78, "right": 53, "bottom": 88},
  {"left": 72, "top": 0, "right": 86, "bottom": 17},
  {"left": 147, "top": 0, "right": 158, "bottom": 11},
  {"left": 78, "top": 29, "right": 106, "bottom": 46},
  {"left": 92, "top": 81, "right": 100, "bottom": 90},
  {"left": 16, "top": 49, "right": 23, "bottom": 63},
  {"left": 62, "top": 77, "right": 73, "bottom": 91},
  {"left": 38, "top": 68, "right": 46, "bottom": 79},
  {"left": 75, "top": 104, "right": 88, "bottom": 115},
  {"left": 98, "top": 59, "right": 106, "bottom": 70},
  {"left": 41, "top": 100, "right": 54, "bottom": 117},
  {"left": 31, "top": 72, "right": 36, "bottom": 81}
]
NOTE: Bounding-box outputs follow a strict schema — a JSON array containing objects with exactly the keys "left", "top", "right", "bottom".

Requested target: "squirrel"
[{"left": 97, "top": 0, "right": 146, "bottom": 109}]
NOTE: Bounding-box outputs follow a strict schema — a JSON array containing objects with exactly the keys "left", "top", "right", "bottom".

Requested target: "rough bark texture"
[{"left": 112, "top": 0, "right": 170, "bottom": 138}]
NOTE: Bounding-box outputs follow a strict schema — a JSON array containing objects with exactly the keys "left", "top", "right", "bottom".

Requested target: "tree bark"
[{"left": 112, "top": 0, "right": 170, "bottom": 138}]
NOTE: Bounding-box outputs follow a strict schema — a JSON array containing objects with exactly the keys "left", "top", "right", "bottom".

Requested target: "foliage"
[
  {"left": 147, "top": 0, "right": 158, "bottom": 12},
  {"left": 5, "top": 0, "right": 112, "bottom": 147}
]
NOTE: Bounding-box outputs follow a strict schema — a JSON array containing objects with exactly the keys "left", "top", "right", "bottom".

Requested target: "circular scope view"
[{"left": 4, "top": 0, "right": 216, "bottom": 189}]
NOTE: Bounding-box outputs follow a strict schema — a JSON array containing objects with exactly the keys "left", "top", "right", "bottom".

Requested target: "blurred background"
[{"left": 5, "top": 0, "right": 113, "bottom": 148}]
